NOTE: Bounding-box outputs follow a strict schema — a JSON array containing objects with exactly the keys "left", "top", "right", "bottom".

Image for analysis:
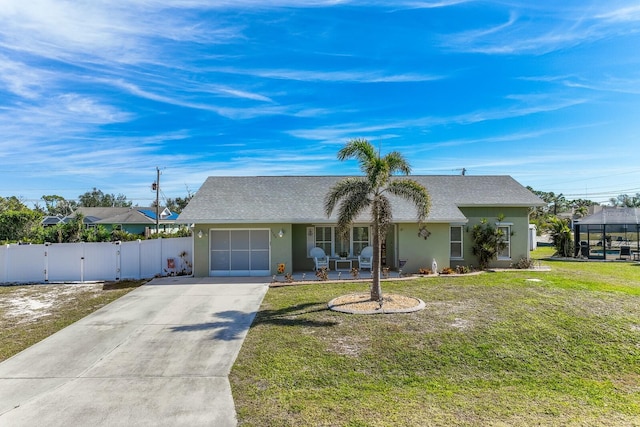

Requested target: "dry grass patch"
[{"left": 0, "top": 280, "right": 144, "bottom": 361}]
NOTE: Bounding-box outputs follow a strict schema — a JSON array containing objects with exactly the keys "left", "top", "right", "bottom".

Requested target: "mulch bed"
[{"left": 328, "top": 293, "right": 425, "bottom": 315}]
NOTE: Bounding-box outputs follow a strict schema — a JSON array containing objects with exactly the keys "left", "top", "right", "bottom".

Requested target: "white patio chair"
[
  {"left": 358, "top": 246, "right": 373, "bottom": 271},
  {"left": 310, "top": 247, "right": 330, "bottom": 271}
]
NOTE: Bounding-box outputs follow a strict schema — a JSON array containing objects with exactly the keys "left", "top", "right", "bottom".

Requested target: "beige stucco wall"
[
  {"left": 395, "top": 206, "right": 532, "bottom": 272},
  {"left": 191, "top": 223, "right": 292, "bottom": 276},
  {"left": 458, "top": 207, "right": 532, "bottom": 269},
  {"left": 396, "top": 222, "right": 451, "bottom": 273}
]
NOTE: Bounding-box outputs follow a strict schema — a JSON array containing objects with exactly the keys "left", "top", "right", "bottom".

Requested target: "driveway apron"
[{"left": 0, "top": 277, "right": 269, "bottom": 427}]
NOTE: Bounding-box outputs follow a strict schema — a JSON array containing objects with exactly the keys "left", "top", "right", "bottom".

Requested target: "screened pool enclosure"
[{"left": 574, "top": 207, "right": 640, "bottom": 260}]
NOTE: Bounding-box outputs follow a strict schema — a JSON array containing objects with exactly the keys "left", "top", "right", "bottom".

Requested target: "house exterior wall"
[
  {"left": 94, "top": 224, "right": 148, "bottom": 235},
  {"left": 122, "top": 225, "right": 147, "bottom": 235},
  {"left": 458, "top": 206, "right": 532, "bottom": 268},
  {"left": 396, "top": 222, "right": 451, "bottom": 274}
]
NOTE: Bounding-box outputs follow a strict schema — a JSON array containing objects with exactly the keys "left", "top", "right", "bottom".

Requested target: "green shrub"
[{"left": 471, "top": 217, "right": 508, "bottom": 270}]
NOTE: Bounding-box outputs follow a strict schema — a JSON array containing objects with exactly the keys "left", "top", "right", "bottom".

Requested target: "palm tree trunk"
[{"left": 371, "top": 213, "right": 382, "bottom": 301}]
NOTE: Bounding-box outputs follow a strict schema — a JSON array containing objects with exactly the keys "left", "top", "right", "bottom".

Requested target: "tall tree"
[
  {"left": 0, "top": 210, "right": 41, "bottom": 242},
  {"left": 78, "top": 188, "right": 132, "bottom": 207},
  {"left": 0, "top": 196, "right": 41, "bottom": 242},
  {"left": 0, "top": 196, "right": 29, "bottom": 213},
  {"left": 324, "top": 139, "right": 430, "bottom": 302},
  {"left": 164, "top": 194, "right": 193, "bottom": 214},
  {"left": 526, "top": 188, "right": 571, "bottom": 217},
  {"left": 39, "top": 195, "right": 77, "bottom": 216},
  {"left": 609, "top": 193, "right": 640, "bottom": 207}
]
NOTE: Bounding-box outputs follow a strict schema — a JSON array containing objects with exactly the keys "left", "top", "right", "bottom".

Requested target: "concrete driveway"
[{"left": 0, "top": 277, "right": 269, "bottom": 427}]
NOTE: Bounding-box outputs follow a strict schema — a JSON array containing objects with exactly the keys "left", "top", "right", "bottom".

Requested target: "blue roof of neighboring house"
[
  {"left": 138, "top": 209, "right": 179, "bottom": 220},
  {"left": 64, "top": 207, "right": 178, "bottom": 224}
]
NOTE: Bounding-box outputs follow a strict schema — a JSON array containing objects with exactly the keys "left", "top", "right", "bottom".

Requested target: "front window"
[
  {"left": 497, "top": 225, "right": 511, "bottom": 259},
  {"left": 314, "top": 225, "right": 370, "bottom": 257},
  {"left": 315, "top": 226, "right": 332, "bottom": 256},
  {"left": 450, "top": 226, "right": 463, "bottom": 259},
  {"left": 353, "top": 226, "right": 370, "bottom": 256}
]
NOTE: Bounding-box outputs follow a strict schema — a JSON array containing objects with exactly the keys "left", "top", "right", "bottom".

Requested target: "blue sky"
[{"left": 1, "top": 1, "right": 639, "bottom": 208}]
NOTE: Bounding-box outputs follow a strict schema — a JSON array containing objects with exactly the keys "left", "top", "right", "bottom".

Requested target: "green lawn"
[{"left": 230, "top": 251, "right": 640, "bottom": 426}]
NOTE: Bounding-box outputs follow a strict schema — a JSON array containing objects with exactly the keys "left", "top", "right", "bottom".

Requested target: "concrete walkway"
[{"left": 0, "top": 276, "right": 269, "bottom": 427}]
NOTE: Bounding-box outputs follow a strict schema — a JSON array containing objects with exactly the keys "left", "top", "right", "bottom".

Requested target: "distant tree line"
[{"left": 0, "top": 188, "right": 193, "bottom": 244}]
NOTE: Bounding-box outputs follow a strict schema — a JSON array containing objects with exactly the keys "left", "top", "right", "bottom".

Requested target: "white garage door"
[{"left": 210, "top": 229, "right": 270, "bottom": 276}]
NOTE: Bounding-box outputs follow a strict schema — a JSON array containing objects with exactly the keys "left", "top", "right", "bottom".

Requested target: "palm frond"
[
  {"left": 336, "top": 191, "right": 371, "bottom": 237},
  {"left": 383, "top": 151, "right": 411, "bottom": 175},
  {"left": 337, "top": 139, "right": 377, "bottom": 169},
  {"left": 324, "top": 177, "right": 369, "bottom": 217},
  {"left": 387, "top": 179, "right": 431, "bottom": 222}
]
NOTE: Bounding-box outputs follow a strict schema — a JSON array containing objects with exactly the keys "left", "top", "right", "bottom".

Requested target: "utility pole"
[{"left": 154, "top": 167, "right": 160, "bottom": 235}]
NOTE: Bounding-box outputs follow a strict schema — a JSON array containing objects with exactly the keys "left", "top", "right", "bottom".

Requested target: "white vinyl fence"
[{"left": 0, "top": 237, "right": 192, "bottom": 284}]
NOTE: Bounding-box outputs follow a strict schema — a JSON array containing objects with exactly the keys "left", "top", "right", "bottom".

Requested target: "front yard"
[
  {"left": 1, "top": 251, "right": 638, "bottom": 426},
  {"left": 230, "top": 252, "right": 640, "bottom": 426}
]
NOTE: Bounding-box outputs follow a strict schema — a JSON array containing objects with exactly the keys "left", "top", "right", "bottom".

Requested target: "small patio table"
[{"left": 332, "top": 258, "right": 353, "bottom": 271}]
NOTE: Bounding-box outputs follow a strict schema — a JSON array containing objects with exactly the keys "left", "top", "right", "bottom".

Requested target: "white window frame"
[
  {"left": 314, "top": 225, "right": 371, "bottom": 257},
  {"left": 352, "top": 226, "right": 370, "bottom": 257},
  {"left": 314, "top": 226, "right": 333, "bottom": 257},
  {"left": 496, "top": 222, "right": 512, "bottom": 260},
  {"left": 450, "top": 225, "right": 464, "bottom": 259}
]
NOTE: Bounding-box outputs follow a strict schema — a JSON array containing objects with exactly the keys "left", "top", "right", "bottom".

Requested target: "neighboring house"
[
  {"left": 63, "top": 207, "right": 178, "bottom": 236},
  {"left": 41, "top": 215, "right": 65, "bottom": 227},
  {"left": 573, "top": 207, "right": 640, "bottom": 260},
  {"left": 177, "top": 175, "right": 544, "bottom": 277}
]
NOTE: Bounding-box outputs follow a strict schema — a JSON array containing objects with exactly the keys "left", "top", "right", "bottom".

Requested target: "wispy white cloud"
[
  {"left": 210, "top": 67, "right": 443, "bottom": 83},
  {"left": 0, "top": 55, "right": 55, "bottom": 99},
  {"left": 104, "top": 79, "right": 289, "bottom": 119},
  {"left": 0, "top": 1, "right": 242, "bottom": 65},
  {"left": 287, "top": 93, "right": 588, "bottom": 143},
  {"left": 520, "top": 74, "right": 640, "bottom": 96},
  {"left": 212, "top": 86, "right": 273, "bottom": 102},
  {"left": 595, "top": 5, "right": 640, "bottom": 22},
  {"left": 398, "top": 0, "right": 475, "bottom": 9},
  {"left": 440, "top": 3, "right": 640, "bottom": 55}
]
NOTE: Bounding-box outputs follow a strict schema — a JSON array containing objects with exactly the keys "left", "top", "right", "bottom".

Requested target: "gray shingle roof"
[
  {"left": 178, "top": 175, "right": 544, "bottom": 224},
  {"left": 68, "top": 207, "right": 175, "bottom": 224},
  {"left": 576, "top": 207, "right": 640, "bottom": 225}
]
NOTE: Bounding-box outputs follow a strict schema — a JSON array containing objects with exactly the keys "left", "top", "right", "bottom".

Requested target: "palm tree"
[
  {"left": 324, "top": 139, "right": 430, "bottom": 302},
  {"left": 547, "top": 216, "right": 573, "bottom": 257}
]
